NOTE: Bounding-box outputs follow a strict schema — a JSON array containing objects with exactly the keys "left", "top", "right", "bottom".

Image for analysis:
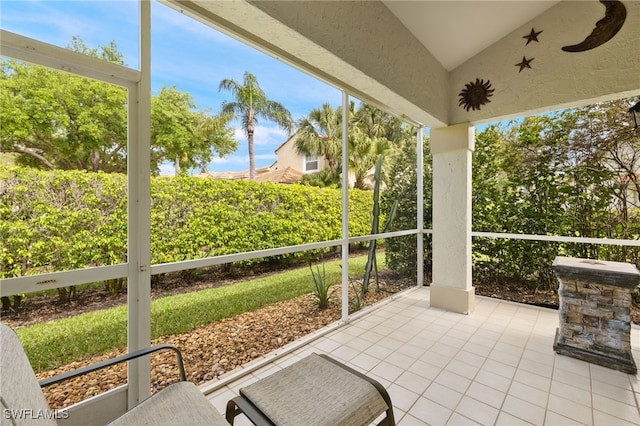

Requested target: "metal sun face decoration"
[{"left": 458, "top": 78, "right": 495, "bottom": 112}]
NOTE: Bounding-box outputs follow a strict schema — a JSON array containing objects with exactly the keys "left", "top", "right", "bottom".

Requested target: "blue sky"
[{"left": 0, "top": 0, "right": 343, "bottom": 174}]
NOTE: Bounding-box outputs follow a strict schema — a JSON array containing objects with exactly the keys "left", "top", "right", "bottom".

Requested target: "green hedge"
[{"left": 0, "top": 166, "right": 374, "bottom": 278}]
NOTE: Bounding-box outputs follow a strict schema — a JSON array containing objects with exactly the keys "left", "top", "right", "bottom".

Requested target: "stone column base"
[
  {"left": 430, "top": 285, "right": 475, "bottom": 314},
  {"left": 554, "top": 329, "right": 637, "bottom": 374}
]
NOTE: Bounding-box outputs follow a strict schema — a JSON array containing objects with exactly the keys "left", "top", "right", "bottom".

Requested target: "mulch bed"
[{"left": 32, "top": 275, "right": 413, "bottom": 410}]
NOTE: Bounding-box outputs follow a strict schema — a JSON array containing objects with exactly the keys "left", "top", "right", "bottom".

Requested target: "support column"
[
  {"left": 127, "top": 0, "right": 152, "bottom": 408},
  {"left": 430, "top": 123, "right": 475, "bottom": 314}
]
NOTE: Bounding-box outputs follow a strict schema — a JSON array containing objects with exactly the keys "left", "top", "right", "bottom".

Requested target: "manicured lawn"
[{"left": 19, "top": 254, "right": 383, "bottom": 372}]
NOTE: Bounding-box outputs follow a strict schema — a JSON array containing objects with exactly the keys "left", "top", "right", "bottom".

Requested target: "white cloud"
[{"left": 232, "top": 125, "right": 288, "bottom": 147}]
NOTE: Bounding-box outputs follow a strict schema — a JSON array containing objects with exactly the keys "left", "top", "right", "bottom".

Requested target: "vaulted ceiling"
[{"left": 167, "top": 1, "right": 639, "bottom": 128}]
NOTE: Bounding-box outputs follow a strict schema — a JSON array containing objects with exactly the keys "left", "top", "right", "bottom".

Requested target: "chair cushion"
[
  {"left": 240, "top": 353, "right": 388, "bottom": 426},
  {"left": 108, "top": 381, "right": 228, "bottom": 426},
  {"left": 0, "top": 323, "right": 57, "bottom": 426}
]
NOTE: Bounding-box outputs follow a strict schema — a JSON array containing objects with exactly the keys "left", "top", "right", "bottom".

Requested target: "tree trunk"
[
  {"left": 248, "top": 111, "right": 256, "bottom": 180},
  {"left": 90, "top": 150, "right": 100, "bottom": 172},
  {"left": 248, "top": 133, "right": 255, "bottom": 180},
  {"left": 8, "top": 147, "right": 55, "bottom": 169}
]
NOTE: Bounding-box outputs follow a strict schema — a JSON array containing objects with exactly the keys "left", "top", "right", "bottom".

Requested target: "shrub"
[{"left": 0, "top": 166, "right": 374, "bottom": 281}]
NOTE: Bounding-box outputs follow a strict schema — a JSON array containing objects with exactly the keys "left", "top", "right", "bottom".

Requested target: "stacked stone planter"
[{"left": 552, "top": 256, "right": 639, "bottom": 374}]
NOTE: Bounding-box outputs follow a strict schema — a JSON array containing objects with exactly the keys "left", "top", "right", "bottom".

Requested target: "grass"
[{"left": 18, "top": 254, "right": 384, "bottom": 372}]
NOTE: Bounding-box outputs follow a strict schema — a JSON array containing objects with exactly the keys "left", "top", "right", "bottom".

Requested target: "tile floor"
[{"left": 203, "top": 287, "right": 640, "bottom": 425}]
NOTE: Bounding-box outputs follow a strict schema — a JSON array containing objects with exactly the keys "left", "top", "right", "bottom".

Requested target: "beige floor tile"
[
  {"left": 407, "top": 396, "right": 453, "bottom": 426},
  {"left": 544, "top": 410, "right": 587, "bottom": 426},
  {"left": 387, "top": 383, "right": 421, "bottom": 413},
  {"left": 423, "top": 382, "right": 463, "bottom": 410},
  {"left": 349, "top": 351, "right": 380, "bottom": 372},
  {"left": 446, "top": 412, "right": 481, "bottom": 425},
  {"left": 406, "top": 359, "right": 441, "bottom": 381},
  {"left": 370, "top": 360, "right": 406, "bottom": 382},
  {"left": 592, "top": 410, "right": 639, "bottom": 426},
  {"left": 464, "top": 382, "right": 506, "bottom": 409},
  {"left": 549, "top": 380, "right": 592, "bottom": 408},
  {"left": 398, "top": 412, "right": 429, "bottom": 426},
  {"left": 547, "top": 395, "right": 593, "bottom": 425},
  {"left": 591, "top": 379, "right": 637, "bottom": 406},
  {"left": 552, "top": 367, "right": 591, "bottom": 391},
  {"left": 434, "top": 370, "right": 471, "bottom": 394},
  {"left": 395, "top": 370, "right": 432, "bottom": 395},
  {"left": 502, "top": 395, "right": 546, "bottom": 425},
  {"left": 592, "top": 394, "right": 640, "bottom": 424},
  {"left": 513, "top": 368, "right": 551, "bottom": 392},
  {"left": 455, "top": 395, "right": 500, "bottom": 425},
  {"left": 508, "top": 380, "right": 549, "bottom": 408},
  {"left": 474, "top": 369, "right": 512, "bottom": 393},
  {"left": 197, "top": 288, "right": 639, "bottom": 426},
  {"left": 495, "top": 411, "right": 535, "bottom": 425}
]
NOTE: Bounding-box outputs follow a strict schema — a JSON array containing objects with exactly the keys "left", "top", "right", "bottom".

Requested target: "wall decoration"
[
  {"left": 562, "top": 0, "right": 627, "bottom": 52},
  {"left": 523, "top": 28, "right": 543, "bottom": 45},
  {"left": 515, "top": 56, "right": 534, "bottom": 72},
  {"left": 458, "top": 79, "right": 494, "bottom": 111}
]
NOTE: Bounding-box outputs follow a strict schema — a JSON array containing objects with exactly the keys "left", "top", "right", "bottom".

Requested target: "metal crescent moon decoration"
[{"left": 562, "top": 0, "right": 627, "bottom": 52}]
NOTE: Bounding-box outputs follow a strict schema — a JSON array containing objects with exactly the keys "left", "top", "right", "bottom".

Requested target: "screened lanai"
[{"left": 1, "top": 1, "right": 640, "bottom": 424}]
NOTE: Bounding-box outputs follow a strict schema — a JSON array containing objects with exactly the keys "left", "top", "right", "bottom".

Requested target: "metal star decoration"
[
  {"left": 515, "top": 56, "right": 534, "bottom": 72},
  {"left": 523, "top": 28, "right": 543, "bottom": 45}
]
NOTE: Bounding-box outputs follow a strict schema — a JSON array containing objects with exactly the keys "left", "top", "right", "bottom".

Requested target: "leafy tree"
[
  {"left": 560, "top": 99, "right": 640, "bottom": 264},
  {"left": 0, "top": 37, "right": 236, "bottom": 174},
  {"left": 151, "top": 86, "right": 236, "bottom": 175},
  {"left": 0, "top": 52, "right": 128, "bottom": 172},
  {"left": 218, "top": 71, "right": 293, "bottom": 180},
  {"left": 471, "top": 98, "right": 639, "bottom": 290},
  {"left": 383, "top": 97, "right": 639, "bottom": 287}
]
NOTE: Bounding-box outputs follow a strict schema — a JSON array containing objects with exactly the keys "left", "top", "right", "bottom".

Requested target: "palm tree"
[
  {"left": 219, "top": 72, "right": 293, "bottom": 180},
  {"left": 296, "top": 102, "right": 410, "bottom": 188},
  {"left": 352, "top": 104, "right": 410, "bottom": 187},
  {"left": 295, "top": 102, "right": 349, "bottom": 180},
  {"left": 348, "top": 127, "right": 391, "bottom": 189}
]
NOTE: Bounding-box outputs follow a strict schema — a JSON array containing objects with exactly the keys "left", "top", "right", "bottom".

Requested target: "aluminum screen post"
[{"left": 341, "top": 91, "right": 349, "bottom": 322}]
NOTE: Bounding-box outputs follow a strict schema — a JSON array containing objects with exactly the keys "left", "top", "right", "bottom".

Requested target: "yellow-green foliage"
[{"left": 1, "top": 166, "right": 374, "bottom": 277}]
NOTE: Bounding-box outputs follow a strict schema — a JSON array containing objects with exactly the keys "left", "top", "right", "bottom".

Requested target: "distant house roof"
[
  {"left": 255, "top": 166, "right": 304, "bottom": 184},
  {"left": 618, "top": 173, "right": 640, "bottom": 184},
  {"left": 197, "top": 165, "right": 271, "bottom": 181},
  {"left": 197, "top": 165, "right": 302, "bottom": 184}
]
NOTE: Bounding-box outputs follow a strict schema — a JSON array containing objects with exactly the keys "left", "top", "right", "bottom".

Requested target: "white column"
[
  {"left": 430, "top": 123, "right": 475, "bottom": 314},
  {"left": 127, "top": 0, "right": 152, "bottom": 407}
]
